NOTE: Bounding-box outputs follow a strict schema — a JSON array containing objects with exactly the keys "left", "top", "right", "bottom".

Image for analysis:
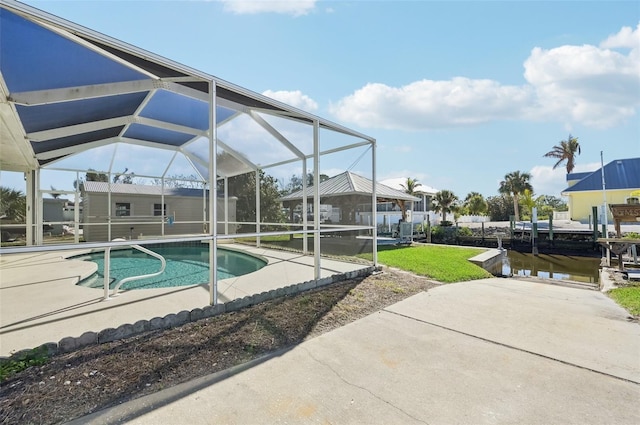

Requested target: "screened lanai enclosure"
[{"left": 0, "top": 0, "right": 378, "bottom": 306}]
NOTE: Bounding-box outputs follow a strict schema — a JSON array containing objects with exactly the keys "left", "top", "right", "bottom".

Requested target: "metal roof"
[
  {"left": 0, "top": 0, "right": 374, "bottom": 178},
  {"left": 380, "top": 178, "right": 439, "bottom": 196},
  {"left": 566, "top": 172, "right": 591, "bottom": 182},
  {"left": 279, "top": 171, "right": 420, "bottom": 202},
  {"left": 562, "top": 158, "right": 640, "bottom": 193},
  {"left": 82, "top": 181, "right": 206, "bottom": 197}
]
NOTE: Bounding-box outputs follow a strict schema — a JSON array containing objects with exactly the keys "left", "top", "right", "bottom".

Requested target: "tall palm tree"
[
  {"left": 432, "top": 190, "right": 458, "bottom": 224},
  {"left": 397, "top": 177, "right": 422, "bottom": 221},
  {"left": 499, "top": 171, "right": 532, "bottom": 221},
  {"left": 543, "top": 134, "right": 581, "bottom": 174}
]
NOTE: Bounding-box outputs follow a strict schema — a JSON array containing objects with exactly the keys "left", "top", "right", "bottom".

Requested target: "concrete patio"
[{"left": 0, "top": 244, "right": 368, "bottom": 357}]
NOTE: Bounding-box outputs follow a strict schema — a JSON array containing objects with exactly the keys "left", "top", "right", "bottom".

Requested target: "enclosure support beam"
[
  {"left": 107, "top": 147, "right": 118, "bottom": 242},
  {"left": 256, "top": 169, "right": 261, "bottom": 248},
  {"left": 25, "top": 170, "right": 37, "bottom": 246},
  {"left": 161, "top": 181, "right": 165, "bottom": 236},
  {"left": 313, "top": 120, "right": 321, "bottom": 280},
  {"left": 302, "top": 157, "right": 308, "bottom": 254},
  {"left": 35, "top": 170, "right": 43, "bottom": 245},
  {"left": 372, "top": 139, "right": 378, "bottom": 267},
  {"left": 208, "top": 80, "right": 218, "bottom": 306},
  {"left": 74, "top": 171, "right": 80, "bottom": 244},
  {"left": 224, "top": 177, "right": 229, "bottom": 235}
]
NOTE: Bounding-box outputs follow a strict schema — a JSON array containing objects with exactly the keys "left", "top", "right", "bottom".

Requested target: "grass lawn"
[
  {"left": 359, "top": 245, "right": 493, "bottom": 283},
  {"left": 608, "top": 286, "right": 640, "bottom": 316}
]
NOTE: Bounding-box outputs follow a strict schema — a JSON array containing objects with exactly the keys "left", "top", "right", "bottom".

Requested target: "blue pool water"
[{"left": 76, "top": 245, "right": 266, "bottom": 290}]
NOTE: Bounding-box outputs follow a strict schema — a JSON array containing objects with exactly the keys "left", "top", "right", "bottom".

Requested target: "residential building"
[
  {"left": 561, "top": 157, "right": 640, "bottom": 223},
  {"left": 82, "top": 182, "right": 236, "bottom": 242},
  {"left": 380, "top": 178, "right": 439, "bottom": 225}
]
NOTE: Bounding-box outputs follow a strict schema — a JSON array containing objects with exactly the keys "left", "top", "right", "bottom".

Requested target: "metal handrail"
[
  {"left": 0, "top": 225, "right": 378, "bottom": 256},
  {"left": 108, "top": 243, "right": 167, "bottom": 298}
]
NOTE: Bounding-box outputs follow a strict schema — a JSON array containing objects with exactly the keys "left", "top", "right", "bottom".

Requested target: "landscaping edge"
[{"left": 1, "top": 266, "right": 377, "bottom": 362}]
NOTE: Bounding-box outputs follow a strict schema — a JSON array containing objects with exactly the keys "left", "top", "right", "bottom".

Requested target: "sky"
[{"left": 3, "top": 0, "right": 640, "bottom": 200}]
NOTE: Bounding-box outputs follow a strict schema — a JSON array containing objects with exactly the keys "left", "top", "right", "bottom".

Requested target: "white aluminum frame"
[{"left": 0, "top": 0, "right": 379, "bottom": 308}]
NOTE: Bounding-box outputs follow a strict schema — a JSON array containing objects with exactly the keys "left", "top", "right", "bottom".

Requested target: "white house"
[{"left": 379, "top": 178, "right": 439, "bottom": 225}]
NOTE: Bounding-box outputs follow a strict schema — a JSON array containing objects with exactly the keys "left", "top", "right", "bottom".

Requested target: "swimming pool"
[{"left": 75, "top": 244, "right": 267, "bottom": 290}]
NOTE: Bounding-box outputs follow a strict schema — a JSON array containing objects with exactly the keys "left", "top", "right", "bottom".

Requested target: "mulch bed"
[{"left": 0, "top": 268, "right": 438, "bottom": 425}]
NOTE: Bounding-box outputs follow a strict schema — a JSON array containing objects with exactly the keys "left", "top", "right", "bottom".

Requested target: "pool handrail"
[{"left": 109, "top": 244, "right": 167, "bottom": 298}]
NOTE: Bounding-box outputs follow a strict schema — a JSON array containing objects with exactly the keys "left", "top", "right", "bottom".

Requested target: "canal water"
[{"left": 497, "top": 250, "right": 601, "bottom": 284}]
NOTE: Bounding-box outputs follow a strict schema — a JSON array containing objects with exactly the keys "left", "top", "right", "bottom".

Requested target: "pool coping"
[{"left": 0, "top": 244, "right": 372, "bottom": 358}]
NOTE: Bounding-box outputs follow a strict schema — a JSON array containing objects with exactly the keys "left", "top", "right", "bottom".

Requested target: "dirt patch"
[{"left": 0, "top": 268, "right": 438, "bottom": 425}]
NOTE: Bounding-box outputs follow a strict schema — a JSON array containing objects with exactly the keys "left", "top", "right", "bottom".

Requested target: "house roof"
[
  {"left": 379, "top": 178, "right": 438, "bottom": 195},
  {"left": 83, "top": 181, "right": 205, "bottom": 197},
  {"left": 562, "top": 158, "right": 640, "bottom": 193},
  {"left": 279, "top": 171, "right": 420, "bottom": 203},
  {"left": 566, "top": 172, "right": 592, "bottom": 182},
  {"left": 0, "top": 0, "right": 373, "bottom": 179}
]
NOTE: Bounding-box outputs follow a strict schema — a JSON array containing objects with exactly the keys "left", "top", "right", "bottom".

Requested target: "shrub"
[
  {"left": 430, "top": 225, "right": 471, "bottom": 244},
  {"left": 458, "top": 227, "right": 473, "bottom": 237},
  {"left": 0, "top": 346, "right": 49, "bottom": 382}
]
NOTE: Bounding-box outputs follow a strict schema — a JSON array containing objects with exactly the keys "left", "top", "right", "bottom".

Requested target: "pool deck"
[{"left": 0, "top": 244, "right": 368, "bottom": 357}]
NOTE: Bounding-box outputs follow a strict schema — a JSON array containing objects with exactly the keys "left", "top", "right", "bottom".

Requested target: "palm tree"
[
  {"left": 465, "top": 193, "right": 488, "bottom": 216},
  {"left": 397, "top": 177, "right": 422, "bottom": 221},
  {"left": 544, "top": 134, "right": 581, "bottom": 173},
  {"left": 432, "top": 190, "right": 458, "bottom": 224},
  {"left": 464, "top": 191, "right": 482, "bottom": 203},
  {"left": 0, "top": 186, "right": 26, "bottom": 222},
  {"left": 520, "top": 189, "right": 536, "bottom": 220},
  {"left": 499, "top": 171, "right": 532, "bottom": 221},
  {"left": 400, "top": 177, "right": 421, "bottom": 195}
]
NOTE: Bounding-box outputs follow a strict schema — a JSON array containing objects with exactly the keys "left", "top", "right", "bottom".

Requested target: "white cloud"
[
  {"left": 529, "top": 162, "right": 600, "bottom": 196},
  {"left": 330, "top": 79, "right": 534, "bottom": 131},
  {"left": 331, "top": 23, "right": 640, "bottom": 131},
  {"left": 600, "top": 23, "right": 640, "bottom": 49},
  {"left": 529, "top": 165, "right": 568, "bottom": 197},
  {"left": 221, "top": 0, "right": 316, "bottom": 16},
  {"left": 262, "top": 89, "right": 318, "bottom": 112},
  {"left": 523, "top": 38, "right": 639, "bottom": 128},
  {"left": 379, "top": 174, "right": 438, "bottom": 194}
]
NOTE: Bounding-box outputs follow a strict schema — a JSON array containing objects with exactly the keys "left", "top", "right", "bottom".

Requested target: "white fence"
[{"left": 456, "top": 215, "right": 490, "bottom": 223}]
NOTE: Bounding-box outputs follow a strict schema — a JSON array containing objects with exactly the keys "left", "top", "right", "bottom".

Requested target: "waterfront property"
[
  {"left": 279, "top": 171, "right": 420, "bottom": 226},
  {"left": 562, "top": 157, "right": 640, "bottom": 223}
]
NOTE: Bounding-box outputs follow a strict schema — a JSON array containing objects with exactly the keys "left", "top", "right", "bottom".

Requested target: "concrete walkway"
[
  {"left": 75, "top": 277, "right": 640, "bottom": 425},
  {"left": 0, "top": 244, "right": 366, "bottom": 356}
]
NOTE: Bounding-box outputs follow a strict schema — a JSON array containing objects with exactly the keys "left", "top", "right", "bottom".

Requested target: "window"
[
  {"left": 153, "top": 203, "right": 166, "bottom": 216},
  {"left": 115, "top": 202, "right": 131, "bottom": 216}
]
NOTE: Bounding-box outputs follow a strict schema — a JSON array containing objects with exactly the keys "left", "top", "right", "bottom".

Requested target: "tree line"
[{"left": 401, "top": 134, "right": 580, "bottom": 223}]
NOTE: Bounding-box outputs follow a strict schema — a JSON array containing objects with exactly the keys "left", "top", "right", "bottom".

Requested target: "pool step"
[{"left": 77, "top": 273, "right": 116, "bottom": 289}]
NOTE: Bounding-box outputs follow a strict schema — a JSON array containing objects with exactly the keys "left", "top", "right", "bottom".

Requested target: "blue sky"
[{"left": 4, "top": 0, "right": 640, "bottom": 199}]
